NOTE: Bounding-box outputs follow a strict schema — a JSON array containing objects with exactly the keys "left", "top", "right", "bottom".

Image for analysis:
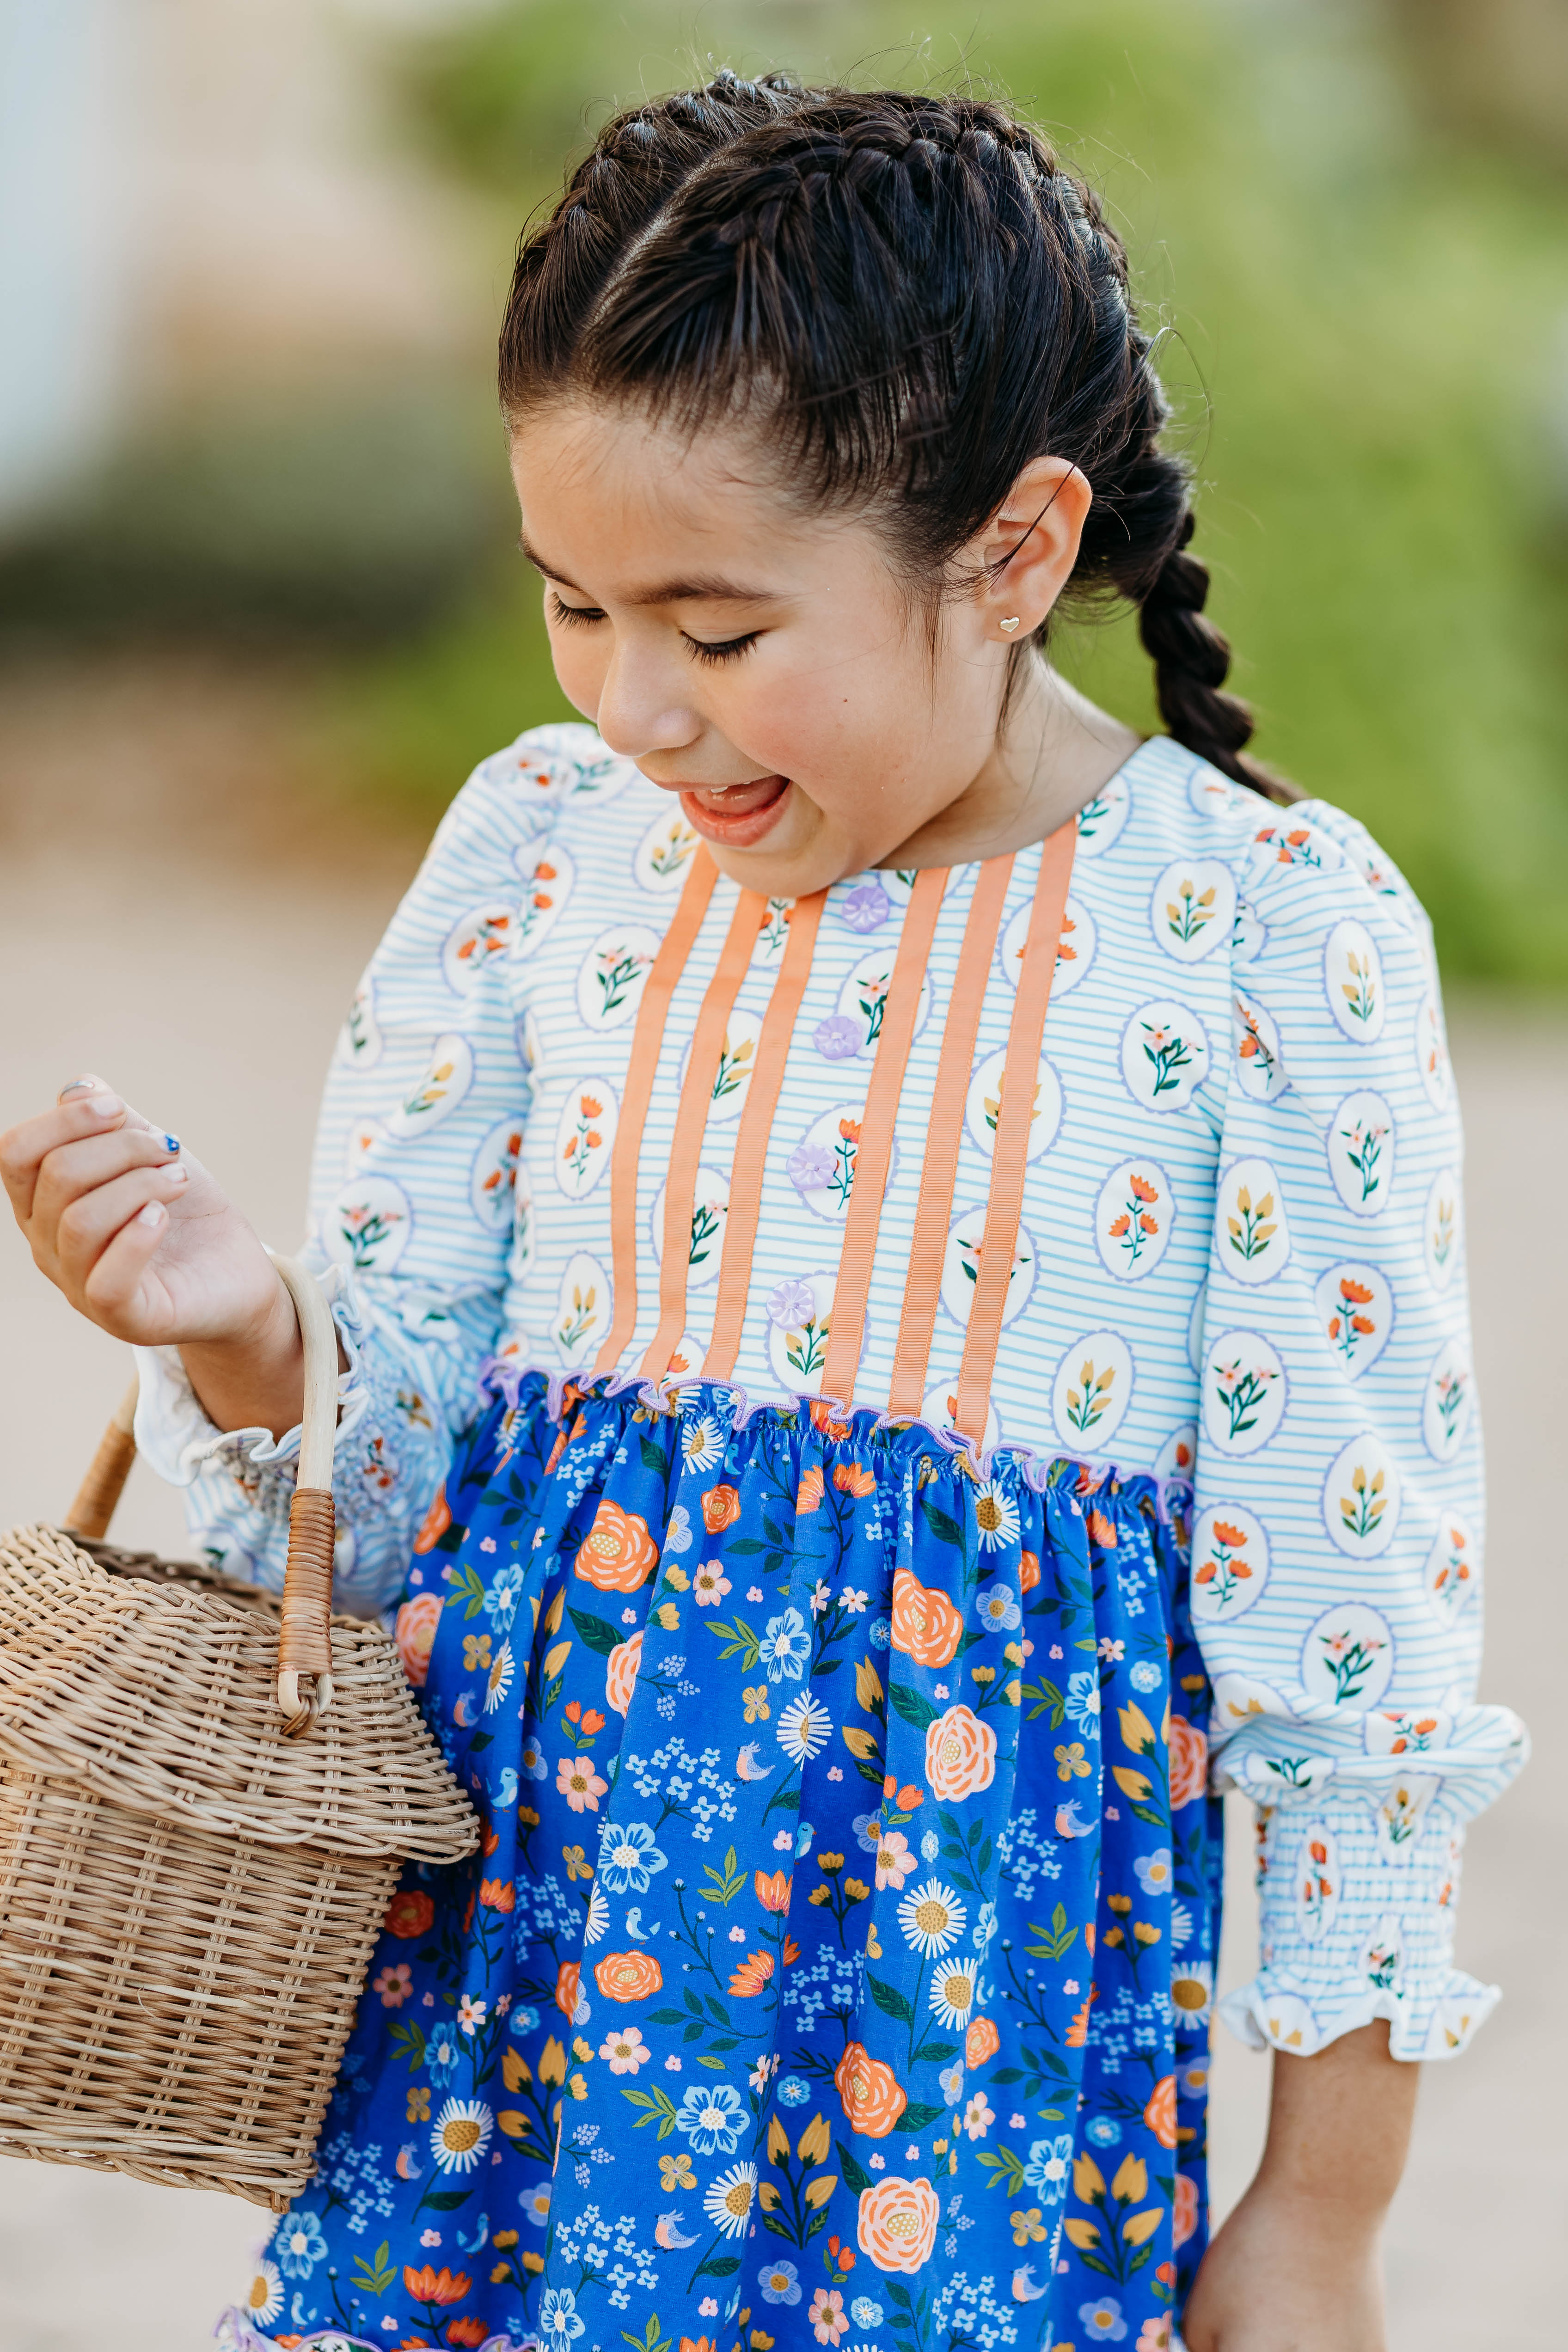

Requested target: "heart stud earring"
[{"left": 999, "top": 615, "right": 1021, "bottom": 634}]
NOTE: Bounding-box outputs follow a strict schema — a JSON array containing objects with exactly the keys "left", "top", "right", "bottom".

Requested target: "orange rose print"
[
  {"left": 889, "top": 1567, "right": 963, "bottom": 1669},
  {"left": 1143, "top": 2073, "right": 1178, "bottom": 2150},
  {"left": 384, "top": 1889, "right": 435, "bottom": 1941},
  {"left": 857, "top": 2173, "right": 940, "bottom": 2274},
  {"left": 1019, "top": 1550, "right": 1041, "bottom": 1592},
  {"left": 394, "top": 1591, "right": 443, "bottom": 1689},
  {"left": 594, "top": 1950, "right": 663, "bottom": 2002},
  {"left": 701, "top": 1483, "right": 741, "bottom": 1533},
  {"left": 605, "top": 1630, "right": 643, "bottom": 1717},
  {"left": 965, "top": 2016, "right": 1000, "bottom": 2069},
  {"left": 555, "top": 1961, "right": 580, "bottom": 2019},
  {"left": 411, "top": 1486, "right": 451, "bottom": 1554},
  {"left": 1172, "top": 2169, "right": 1199, "bottom": 2248},
  {"left": 923, "top": 1704, "right": 997, "bottom": 1802},
  {"left": 1167, "top": 1716, "right": 1209, "bottom": 1811},
  {"left": 834, "top": 2041, "right": 907, "bottom": 2138},
  {"left": 574, "top": 1499, "right": 660, "bottom": 1592}
]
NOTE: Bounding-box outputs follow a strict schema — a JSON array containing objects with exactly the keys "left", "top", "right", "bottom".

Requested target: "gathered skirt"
[{"left": 217, "top": 1371, "right": 1221, "bottom": 2352}]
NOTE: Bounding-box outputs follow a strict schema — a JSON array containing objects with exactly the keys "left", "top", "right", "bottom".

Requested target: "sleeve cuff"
[{"left": 1220, "top": 1800, "right": 1500, "bottom": 2061}]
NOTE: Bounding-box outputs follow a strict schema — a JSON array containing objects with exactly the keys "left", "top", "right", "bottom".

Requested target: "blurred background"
[{"left": 0, "top": 1, "right": 1563, "bottom": 2347}]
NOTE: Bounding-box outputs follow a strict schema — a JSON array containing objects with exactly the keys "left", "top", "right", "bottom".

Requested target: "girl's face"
[{"left": 508, "top": 402, "right": 1090, "bottom": 899}]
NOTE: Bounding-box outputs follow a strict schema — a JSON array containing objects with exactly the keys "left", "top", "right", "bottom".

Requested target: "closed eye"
[
  {"left": 548, "top": 592, "right": 605, "bottom": 628},
  {"left": 682, "top": 630, "right": 759, "bottom": 667}
]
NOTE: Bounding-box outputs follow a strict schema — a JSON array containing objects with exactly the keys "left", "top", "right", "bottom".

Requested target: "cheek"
[
  {"left": 545, "top": 625, "right": 607, "bottom": 718},
  {"left": 726, "top": 663, "right": 918, "bottom": 796}
]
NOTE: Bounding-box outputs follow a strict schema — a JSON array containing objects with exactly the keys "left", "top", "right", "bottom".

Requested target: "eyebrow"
[{"left": 520, "top": 535, "right": 788, "bottom": 606}]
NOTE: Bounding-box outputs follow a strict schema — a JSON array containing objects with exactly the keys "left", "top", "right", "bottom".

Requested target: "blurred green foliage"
[
  {"left": 9, "top": 0, "right": 1562, "bottom": 981},
  {"left": 0, "top": 380, "right": 504, "bottom": 645}
]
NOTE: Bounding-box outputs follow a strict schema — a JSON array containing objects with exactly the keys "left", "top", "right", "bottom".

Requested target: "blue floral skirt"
[{"left": 217, "top": 1373, "right": 1220, "bottom": 2352}]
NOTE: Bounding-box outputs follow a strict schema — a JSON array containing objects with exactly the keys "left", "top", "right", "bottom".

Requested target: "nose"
[{"left": 593, "top": 638, "right": 701, "bottom": 768}]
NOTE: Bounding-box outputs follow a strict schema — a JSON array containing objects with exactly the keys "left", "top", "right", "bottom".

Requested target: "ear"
[{"left": 968, "top": 455, "right": 1092, "bottom": 640}]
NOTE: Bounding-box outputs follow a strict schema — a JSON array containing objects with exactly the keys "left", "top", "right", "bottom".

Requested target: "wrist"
[
  {"left": 179, "top": 1272, "right": 306, "bottom": 1438},
  {"left": 1246, "top": 2160, "right": 1393, "bottom": 2245}
]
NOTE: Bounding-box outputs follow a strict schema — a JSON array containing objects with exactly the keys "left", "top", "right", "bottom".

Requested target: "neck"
[{"left": 877, "top": 658, "right": 1141, "bottom": 870}]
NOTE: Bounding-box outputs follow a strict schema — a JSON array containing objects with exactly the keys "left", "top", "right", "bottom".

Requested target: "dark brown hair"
[{"left": 498, "top": 70, "right": 1290, "bottom": 799}]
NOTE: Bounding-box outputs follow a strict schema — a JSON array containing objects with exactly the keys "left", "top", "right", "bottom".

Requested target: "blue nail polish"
[{"left": 162, "top": 1133, "right": 181, "bottom": 1155}]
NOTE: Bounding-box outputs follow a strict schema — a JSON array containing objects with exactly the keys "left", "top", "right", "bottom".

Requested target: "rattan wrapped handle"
[{"left": 267, "top": 1251, "right": 342, "bottom": 1737}]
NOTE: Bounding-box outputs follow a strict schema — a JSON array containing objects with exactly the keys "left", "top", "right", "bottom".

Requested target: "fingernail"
[
  {"left": 59, "top": 1075, "right": 102, "bottom": 1098},
  {"left": 165, "top": 1164, "right": 189, "bottom": 1186},
  {"left": 137, "top": 1201, "right": 165, "bottom": 1227},
  {"left": 86, "top": 1093, "right": 124, "bottom": 1120}
]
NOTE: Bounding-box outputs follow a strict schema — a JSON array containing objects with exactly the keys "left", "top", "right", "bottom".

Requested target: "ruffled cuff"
[
  {"left": 131, "top": 1258, "right": 372, "bottom": 1494},
  {"left": 1219, "top": 1798, "right": 1499, "bottom": 2061}
]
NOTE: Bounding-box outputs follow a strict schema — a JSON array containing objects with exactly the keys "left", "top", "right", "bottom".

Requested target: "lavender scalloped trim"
[{"left": 474, "top": 1354, "right": 1176, "bottom": 1516}]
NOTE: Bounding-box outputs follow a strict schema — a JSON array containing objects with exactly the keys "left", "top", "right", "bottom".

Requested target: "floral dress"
[{"left": 133, "top": 727, "right": 1525, "bottom": 2352}]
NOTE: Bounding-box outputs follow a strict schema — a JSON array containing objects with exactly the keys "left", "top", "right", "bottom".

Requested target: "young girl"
[{"left": 2, "top": 73, "right": 1525, "bottom": 2352}]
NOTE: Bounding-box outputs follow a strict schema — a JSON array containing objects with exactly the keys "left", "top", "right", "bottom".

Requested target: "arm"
[
  {"left": 130, "top": 731, "right": 586, "bottom": 1612},
  {"left": 1186, "top": 800, "right": 1526, "bottom": 2335},
  {"left": 3, "top": 728, "right": 586, "bottom": 1615},
  {"left": 1184, "top": 2022, "right": 1419, "bottom": 2351}
]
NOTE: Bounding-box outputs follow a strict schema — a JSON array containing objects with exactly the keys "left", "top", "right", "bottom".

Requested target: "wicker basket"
[{"left": 0, "top": 1256, "right": 478, "bottom": 2209}]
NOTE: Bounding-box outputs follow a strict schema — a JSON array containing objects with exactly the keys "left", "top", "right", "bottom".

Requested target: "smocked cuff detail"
[
  {"left": 1213, "top": 1699, "right": 1529, "bottom": 1819},
  {"left": 1220, "top": 1798, "right": 1500, "bottom": 2061}
]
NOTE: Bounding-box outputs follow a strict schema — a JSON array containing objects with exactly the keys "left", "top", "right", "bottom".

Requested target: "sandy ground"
[{"left": 0, "top": 663, "right": 1559, "bottom": 2349}]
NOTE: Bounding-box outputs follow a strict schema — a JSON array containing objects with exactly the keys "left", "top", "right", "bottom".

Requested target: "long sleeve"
[
  {"left": 1194, "top": 800, "right": 1526, "bottom": 2059},
  {"left": 132, "top": 725, "right": 593, "bottom": 1616}
]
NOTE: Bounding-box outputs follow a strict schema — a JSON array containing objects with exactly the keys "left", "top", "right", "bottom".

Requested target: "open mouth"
[{"left": 677, "top": 775, "right": 790, "bottom": 849}]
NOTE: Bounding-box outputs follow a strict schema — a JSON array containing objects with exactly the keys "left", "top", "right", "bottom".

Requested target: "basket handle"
[
  {"left": 268, "top": 1251, "right": 342, "bottom": 1737},
  {"left": 64, "top": 1253, "right": 342, "bottom": 1738},
  {"left": 65, "top": 1379, "right": 141, "bottom": 1542}
]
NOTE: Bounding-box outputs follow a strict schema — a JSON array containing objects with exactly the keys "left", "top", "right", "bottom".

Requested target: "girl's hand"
[
  {"left": 1181, "top": 2177, "right": 1385, "bottom": 2349},
  {"left": 1182, "top": 2022, "right": 1418, "bottom": 2352},
  {"left": 0, "top": 1074, "right": 304, "bottom": 1433}
]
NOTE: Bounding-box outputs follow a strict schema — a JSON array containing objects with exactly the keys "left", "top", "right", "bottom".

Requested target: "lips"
[{"left": 676, "top": 775, "right": 790, "bottom": 850}]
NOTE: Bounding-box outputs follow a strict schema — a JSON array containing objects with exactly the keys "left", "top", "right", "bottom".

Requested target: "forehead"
[{"left": 508, "top": 399, "right": 869, "bottom": 596}]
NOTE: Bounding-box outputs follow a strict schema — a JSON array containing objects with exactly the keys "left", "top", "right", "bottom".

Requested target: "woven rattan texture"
[
  {"left": 0, "top": 1525, "right": 477, "bottom": 1859},
  {"left": 0, "top": 1760, "right": 398, "bottom": 2206}
]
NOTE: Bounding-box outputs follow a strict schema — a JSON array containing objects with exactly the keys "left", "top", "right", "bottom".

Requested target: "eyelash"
[{"left": 548, "top": 593, "right": 758, "bottom": 666}]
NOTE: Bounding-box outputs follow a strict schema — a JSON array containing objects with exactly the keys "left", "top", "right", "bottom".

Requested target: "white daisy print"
[
  {"left": 702, "top": 2161, "right": 758, "bottom": 2237},
  {"left": 929, "top": 1960, "right": 978, "bottom": 2029},
  {"left": 776, "top": 1692, "right": 833, "bottom": 1763},
  {"left": 243, "top": 2261, "right": 283, "bottom": 2328},
  {"left": 583, "top": 1882, "right": 610, "bottom": 1944},
  {"left": 898, "top": 1879, "right": 968, "bottom": 1955},
  {"left": 484, "top": 1640, "right": 514, "bottom": 1715},
  {"left": 973, "top": 1480, "right": 1021, "bottom": 1551},
  {"left": 682, "top": 1415, "right": 724, "bottom": 1472},
  {"left": 429, "top": 2097, "right": 493, "bottom": 2174}
]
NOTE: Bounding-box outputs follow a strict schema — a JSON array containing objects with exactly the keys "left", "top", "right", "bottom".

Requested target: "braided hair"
[{"left": 499, "top": 71, "right": 1291, "bottom": 801}]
